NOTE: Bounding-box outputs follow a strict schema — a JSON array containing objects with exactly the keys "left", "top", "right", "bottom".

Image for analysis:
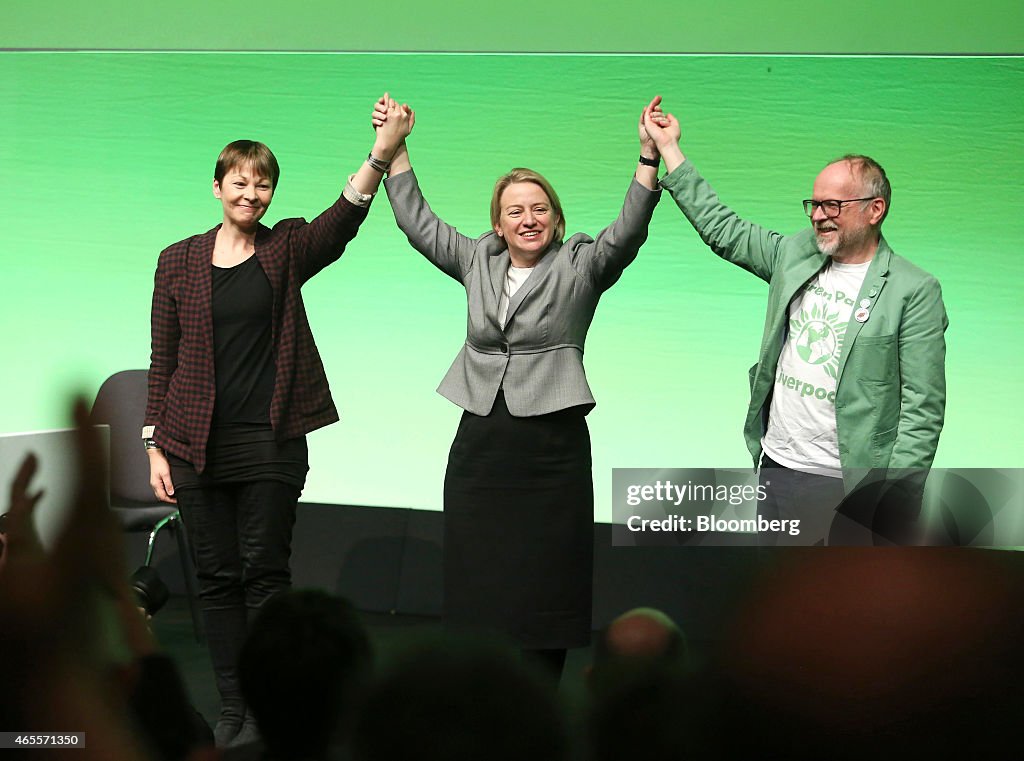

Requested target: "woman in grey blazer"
[{"left": 374, "top": 96, "right": 664, "bottom": 677}]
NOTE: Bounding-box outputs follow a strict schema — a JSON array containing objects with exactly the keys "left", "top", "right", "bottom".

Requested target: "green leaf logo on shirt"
[{"left": 790, "top": 305, "right": 847, "bottom": 379}]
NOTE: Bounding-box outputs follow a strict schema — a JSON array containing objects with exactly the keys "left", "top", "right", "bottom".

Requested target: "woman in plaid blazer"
[{"left": 142, "top": 101, "right": 415, "bottom": 747}]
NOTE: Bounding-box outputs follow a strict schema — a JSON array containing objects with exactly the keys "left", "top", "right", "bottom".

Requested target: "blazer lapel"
[
  {"left": 836, "top": 239, "right": 892, "bottom": 385},
  {"left": 503, "top": 244, "right": 558, "bottom": 328},
  {"left": 189, "top": 226, "right": 218, "bottom": 364},
  {"left": 487, "top": 244, "right": 510, "bottom": 308}
]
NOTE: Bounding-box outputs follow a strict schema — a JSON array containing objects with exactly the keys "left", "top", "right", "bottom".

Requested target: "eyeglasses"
[{"left": 802, "top": 197, "right": 876, "bottom": 218}]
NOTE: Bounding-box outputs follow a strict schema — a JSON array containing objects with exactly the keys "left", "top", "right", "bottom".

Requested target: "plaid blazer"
[{"left": 145, "top": 194, "right": 370, "bottom": 472}]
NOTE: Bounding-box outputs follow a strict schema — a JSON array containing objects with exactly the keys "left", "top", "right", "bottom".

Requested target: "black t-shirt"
[
  {"left": 169, "top": 255, "right": 307, "bottom": 490},
  {"left": 211, "top": 255, "right": 275, "bottom": 427}
]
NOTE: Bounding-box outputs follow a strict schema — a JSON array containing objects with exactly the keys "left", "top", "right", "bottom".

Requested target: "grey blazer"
[{"left": 384, "top": 170, "right": 660, "bottom": 416}]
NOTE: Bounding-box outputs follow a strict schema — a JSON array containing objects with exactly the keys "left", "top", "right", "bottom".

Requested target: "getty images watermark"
[
  {"left": 623, "top": 478, "right": 801, "bottom": 537},
  {"left": 612, "top": 468, "right": 1024, "bottom": 547},
  {"left": 613, "top": 469, "right": 798, "bottom": 546}
]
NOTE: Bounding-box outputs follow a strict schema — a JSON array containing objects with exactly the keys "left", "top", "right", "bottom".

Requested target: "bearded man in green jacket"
[{"left": 644, "top": 105, "right": 947, "bottom": 544}]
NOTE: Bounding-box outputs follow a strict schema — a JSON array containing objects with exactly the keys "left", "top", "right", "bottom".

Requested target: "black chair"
[{"left": 90, "top": 369, "right": 203, "bottom": 641}]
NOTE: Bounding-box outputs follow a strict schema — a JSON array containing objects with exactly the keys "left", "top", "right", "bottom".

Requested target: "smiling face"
[
  {"left": 213, "top": 164, "right": 274, "bottom": 231},
  {"left": 493, "top": 181, "right": 559, "bottom": 266},
  {"left": 810, "top": 160, "right": 885, "bottom": 262}
]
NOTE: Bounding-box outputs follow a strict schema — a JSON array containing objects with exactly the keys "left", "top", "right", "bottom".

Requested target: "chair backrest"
[{"left": 90, "top": 370, "right": 156, "bottom": 504}]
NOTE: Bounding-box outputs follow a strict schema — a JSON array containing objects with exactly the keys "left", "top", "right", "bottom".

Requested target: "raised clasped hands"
[
  {"left": 639, "top": 95, "right": 666, "bottom": 159},
  {"left": 641, "top": 96, "right": 680, "bottom": 153},
  {"left": 371, "top": 92, "right": 415, "bottom": 161}
]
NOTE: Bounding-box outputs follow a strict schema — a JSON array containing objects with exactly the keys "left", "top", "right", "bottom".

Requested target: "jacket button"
[{"left": 500, "top": 343, "right": 509, "bottom": 354}]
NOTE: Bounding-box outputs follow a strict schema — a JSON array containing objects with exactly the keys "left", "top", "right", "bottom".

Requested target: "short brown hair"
[
  {"left": 490, "top": 168, "right": 565, "bottom": 243},
  {"left": 215, "top": 140, "right": 281, "bottom": 189}
]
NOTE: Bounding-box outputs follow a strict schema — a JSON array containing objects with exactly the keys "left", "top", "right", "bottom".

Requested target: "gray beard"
[{"left": 815, "top": 231, "right": 839, "bottom": 256}]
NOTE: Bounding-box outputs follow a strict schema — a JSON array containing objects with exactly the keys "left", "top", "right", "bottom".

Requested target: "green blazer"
[{"left": 661, "top": 161, "right": 947, "bottom": 487}]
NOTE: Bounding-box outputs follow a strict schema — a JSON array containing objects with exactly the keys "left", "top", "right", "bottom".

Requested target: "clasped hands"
[{"left": 370, "top": 93, "right": 415, "bottom": 163}]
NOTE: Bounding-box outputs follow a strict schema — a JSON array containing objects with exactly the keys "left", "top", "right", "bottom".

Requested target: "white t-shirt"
[
  {"left": 761, "top": 259, "right": 871, "bottom": 477},
  {"left": 498, "top": 264, "right": 534, "bottom": 329}
]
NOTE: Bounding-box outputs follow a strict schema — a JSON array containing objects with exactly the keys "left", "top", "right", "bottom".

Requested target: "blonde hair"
[{"left": 490, "top": 168, "right": 565, "bottom": 243}]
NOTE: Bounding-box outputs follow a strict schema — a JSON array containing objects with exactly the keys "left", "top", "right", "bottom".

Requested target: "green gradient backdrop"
[
  {"left": 5, "top": 1, "right": 1023, "bottom": 53},
  {"left": 2, "top": 53, "right": 1022, "bottom": 519}
]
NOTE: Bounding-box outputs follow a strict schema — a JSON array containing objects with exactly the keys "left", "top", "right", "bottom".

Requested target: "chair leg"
[
  {"left": 172, "top": 513, "right": 206, "bottom": 644},
  {"left": 144, "top": 513, "right": 178, "bottom": 566}
]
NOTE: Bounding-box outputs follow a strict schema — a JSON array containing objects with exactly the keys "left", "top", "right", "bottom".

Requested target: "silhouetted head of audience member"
[
  {"left": 587, "top": 608, "right": 715, "bottom": 761},
  {"left": 238, "top": 589, "right": 372, "bottom": 760},
  {"left": 588, "top": 607, "right": 688, "bottom": 696},
  {"left": 351, "top": 637, "right": 569, "bottom": 761},
  {"left": 587, "top": 667, "right": 736, "bottom": 761}
]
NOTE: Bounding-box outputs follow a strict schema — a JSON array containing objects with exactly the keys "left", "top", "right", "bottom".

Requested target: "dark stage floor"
[{"left": 150, "top": 595, "right": 640, "bottom": 728}]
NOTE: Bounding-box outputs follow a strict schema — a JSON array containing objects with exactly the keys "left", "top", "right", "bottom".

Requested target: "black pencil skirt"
[{"left": 443, "top": 391, "right": 594, "bottom": 649}]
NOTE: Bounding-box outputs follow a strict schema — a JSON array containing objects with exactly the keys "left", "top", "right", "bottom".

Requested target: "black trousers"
[
  {"left": 175, "top": 480, "right": 300, "bottom": 610},
  {"left": 758, "top": 455, "right": 846, "bottom": 547}
]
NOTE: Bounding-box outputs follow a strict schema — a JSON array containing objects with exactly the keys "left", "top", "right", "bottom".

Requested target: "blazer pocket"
[
  {"left": 871, "top": 424, "right": 898, "bottom": 446},
  {"left": 870, "top": 424, "right": 898, "bottom": 467},
  {"left": 850, "top": 333, "right": 897, "bottom": 384}
]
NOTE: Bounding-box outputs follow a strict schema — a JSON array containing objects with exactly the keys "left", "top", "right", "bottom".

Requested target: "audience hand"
[
  {"left": 0, "top": 398, "right": 152, "bottom": 760},
  {"left": 1, "top": 453, "right": 45, "bottom": 574}
]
